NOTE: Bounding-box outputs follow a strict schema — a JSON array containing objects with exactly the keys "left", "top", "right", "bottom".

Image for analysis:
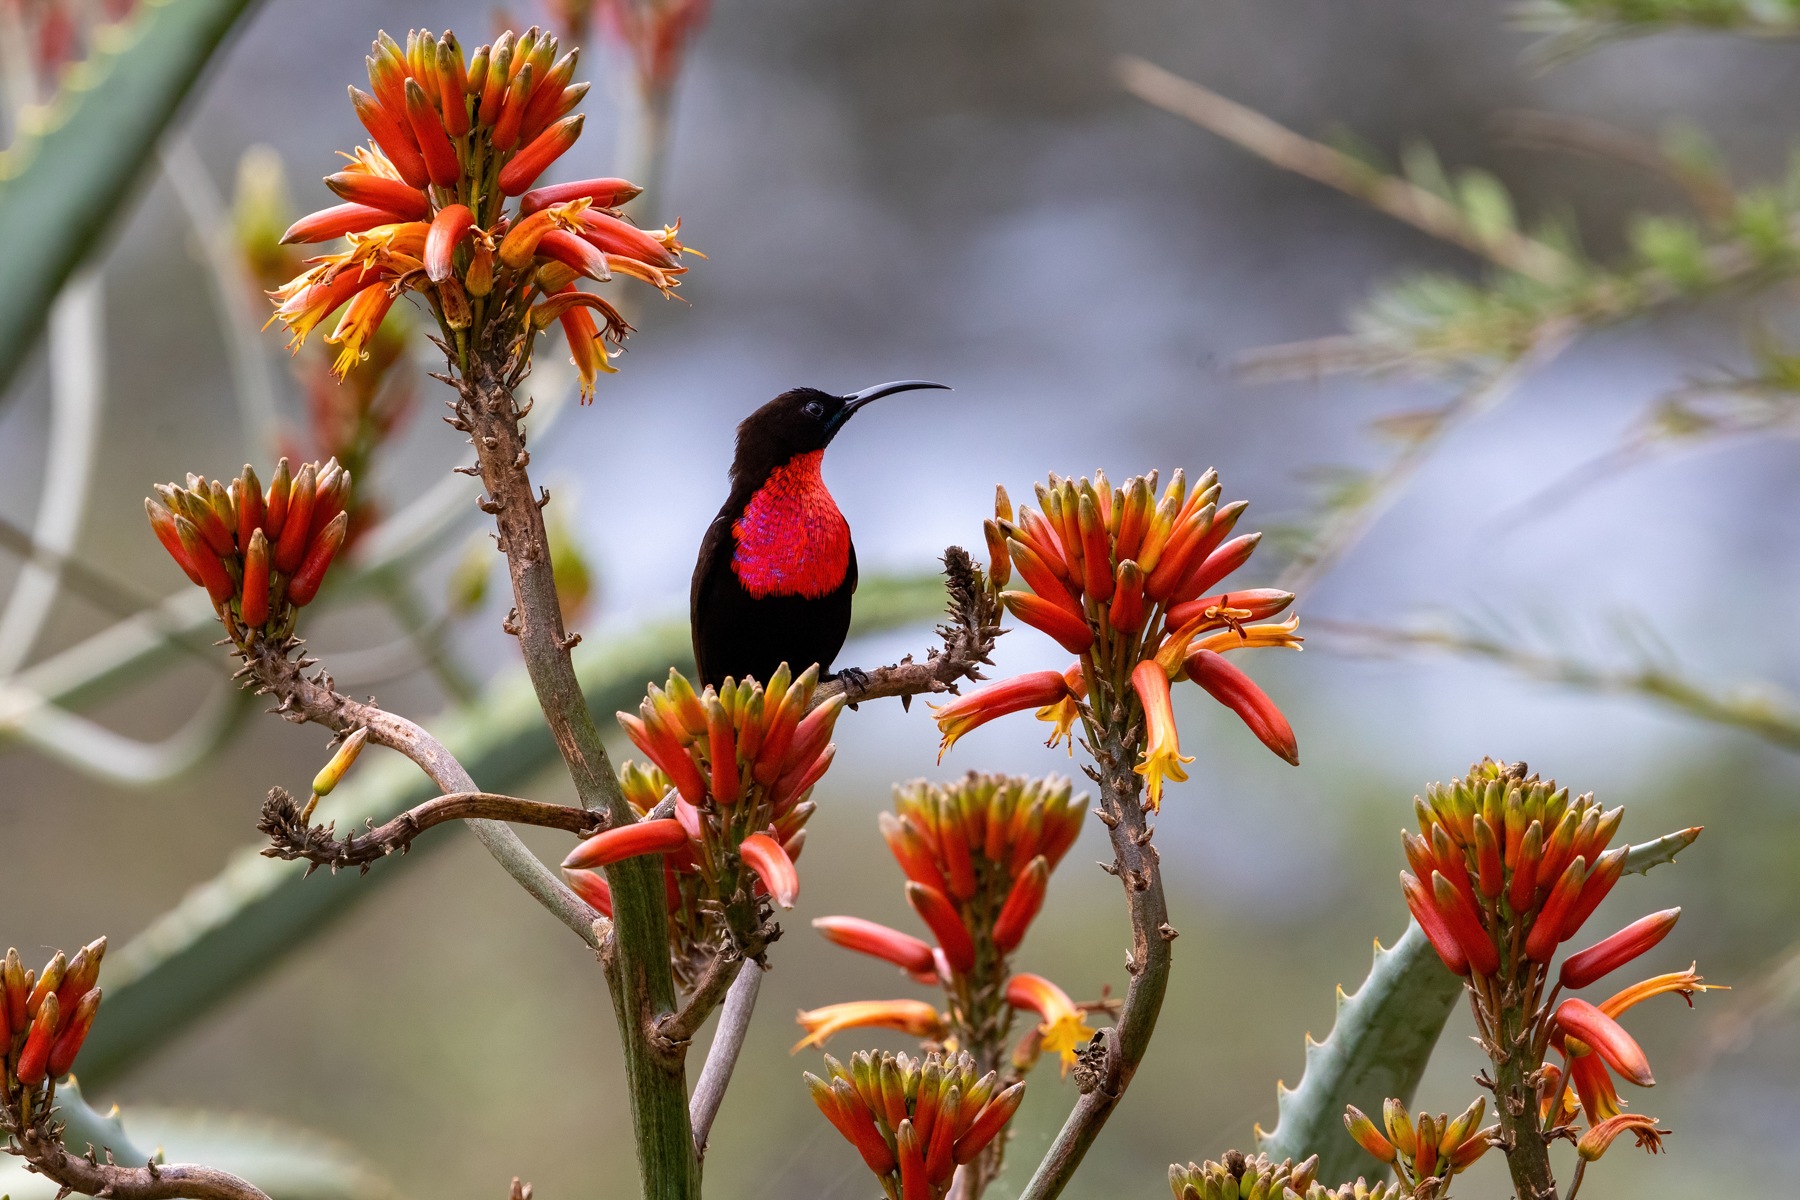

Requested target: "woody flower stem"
[
  {"left": 1020, "top": 714, "right": 1174, "bottom": 1200},
  {"left": 451, "top": 334, "right": 699, "bottom": 1199},
  {"left": 1491, "top": 987, "right": 1557, "bottom": 1199}
]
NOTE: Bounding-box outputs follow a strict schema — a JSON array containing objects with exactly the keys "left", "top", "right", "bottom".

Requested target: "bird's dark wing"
[
  {"left": 690, "top": 507, "right": 738, "bottom": 683},
  {"left": 845, "top": 536, "right": 858, "bottom": 595}
]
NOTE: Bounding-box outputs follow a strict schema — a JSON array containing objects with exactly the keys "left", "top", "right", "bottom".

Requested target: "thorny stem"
[
  {"left": 240, "top": 639, "right": 604, "bottom": 943},
  {"left": 451, "top": 332, "right": 698, "bottom": 1199},
  {"left": 1019, "top": 716, "right": 1173, "bottom": 1200},
  {"left": 258, "top": 787, "right": 603, "bottom": 871},
  {"left": 689, "top": 962, "right": 763, "bottom": 1159},
  {"left": 6, "top": 1119, "right": 270, "bottom": 1200},
  {"left": 1491, "top": 985, "right": 1558, "bottom": 1200}
]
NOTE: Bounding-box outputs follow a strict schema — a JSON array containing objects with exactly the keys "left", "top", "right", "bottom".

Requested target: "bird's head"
[{"left": 731, "top": 380, "right": 948, "bottom": 483}]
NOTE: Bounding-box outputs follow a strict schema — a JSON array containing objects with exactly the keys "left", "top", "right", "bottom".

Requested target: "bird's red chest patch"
[{"left": 731, "top": 451, "right": 851, "bottom": 599}]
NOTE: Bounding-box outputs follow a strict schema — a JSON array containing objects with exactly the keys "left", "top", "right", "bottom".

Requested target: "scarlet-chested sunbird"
[{"left": 690, "top": 381, "right": 949, "bottom": 688}]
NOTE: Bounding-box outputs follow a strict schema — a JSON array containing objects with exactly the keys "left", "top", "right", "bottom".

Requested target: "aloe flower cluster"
[
  {"left": 1342, "top": 1098, "right": 1493, "bottom": 1194},
  {"left": 1170, "top": 1153, "right": 1400, "bottom": 1200},
  {"left": 560, "top": 665, "right": 842, "bottom": 974},
  {"left": 146, "top": 460, "right": 352, "bottom": 643},
  {"left": 805, "top": 1049, "right": 1025, "bottom": 1200},
  {"left": 1, "top": 941, "right": 104, "bottom": 1114},
  {"left": 801, "top": 775, "right": 1094, "bottom": 1072},
  {"left": 1398, "top": 759, "right": 1711, "bottom": 1190},
  {"left": 934, "top": 472, "right": 1300, "bottom": 808},
  {"left": 271, "top": 27, "right": 691, "bottom": 399}
]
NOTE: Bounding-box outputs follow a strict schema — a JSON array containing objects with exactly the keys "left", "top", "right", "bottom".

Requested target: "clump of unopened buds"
[
  {"left": 561, "top": 664, "right": 841, "bottom": 970},
  {"left": 1, "top": 941, "right": 105, "bottom": 1122},
  {"left": 801, "top": 775, "right": 1098, "bottom": 1075},
  {"left": 1169, "top": 1152, "right": 1402, "bottom": 1200},
  {"left": 806, "top": 1049, "right": 1025, "bottom": 1200},
  {"left": 146, "top": 459, "right": 353, "bottom": 644},
  {"left": 936, "top": 472, "right": 1301, "bottom": 809},
  {"left": 271, "top": 27, "right": 692, "bottom": 400},
  {"left": 1342, "top": 1098, "right": 1494, "bottom": 1196},
  {"left": 1397, "top": 758, "right": 1710, "bottom": 1195}
]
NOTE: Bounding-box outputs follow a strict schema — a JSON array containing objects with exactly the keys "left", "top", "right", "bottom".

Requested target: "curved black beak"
[{"left": 832, "top": 379, "right": 950, "bottom": 431}]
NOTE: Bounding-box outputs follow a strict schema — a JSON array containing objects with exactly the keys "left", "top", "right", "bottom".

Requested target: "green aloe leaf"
[
  {"left": 1252, "top": 828, "right": 1702, "bottom": 1181},
  {"left": 0, "top": 0, "right": 264, "bottom": 393},
  {"left": 78, "top": 574, "right": 949, "bottom": 1086}
]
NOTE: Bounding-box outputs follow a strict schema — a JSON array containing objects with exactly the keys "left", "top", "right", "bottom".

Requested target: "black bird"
[{"left": 690, "top": 380, "right": 949, "bottom": 689}]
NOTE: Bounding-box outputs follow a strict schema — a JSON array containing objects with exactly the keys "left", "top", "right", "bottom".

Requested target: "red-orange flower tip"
[
  {"left": 790, "top": 1000, "right": 947, "bottom": 1052},
  {"left": 931, "top": 671, "right": 1070, "bottom": 761},
  {"left": 1185, "top": 648, "right": 1298, "bottom": 765},
  {"left": 561, "top": 817, "right": 689, "bottom": 870}
]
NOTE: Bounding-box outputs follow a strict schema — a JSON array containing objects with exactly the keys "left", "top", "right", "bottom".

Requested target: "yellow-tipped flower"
[
  {"left": 1004, "top": 973, "right": 1095, "bottom": 1074},
  {"left": 792, "top": 1000, "right": 947, "bottom": 1052},
  {"left": 1131, "top": 660, "right": 1191, "bottom": 811}
]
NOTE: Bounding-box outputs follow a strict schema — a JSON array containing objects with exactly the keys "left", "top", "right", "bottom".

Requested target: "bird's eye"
[{"left": 803, "top": 400, "right": 825, "bottom": 419}]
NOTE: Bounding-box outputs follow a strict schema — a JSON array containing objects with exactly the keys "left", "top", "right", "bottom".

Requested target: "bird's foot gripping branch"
[{"left": 25, "top": 20, "right": 1712, "bottom": 1200}]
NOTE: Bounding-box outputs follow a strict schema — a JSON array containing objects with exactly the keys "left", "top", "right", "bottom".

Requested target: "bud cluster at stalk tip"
[
  {"left": 1342, "top": 1098, "right": 1493, "bottom": 1193},
  {"left": 806, "top": 1049, "right": 1025, "bottom": 1200},
  {"left": 1169, "top": 1151, "right": 1401, "bottom": 1200},
  {"left": 270, "top": 27, "right": 693, "bottom": 399},
  {"left": 2, "top": 940, "right": 105, "bottom": 1110},
  {"left": 938, "top": 470, "right": 1301, "bottom": 808},
  {"left": 147, "top": 459, "right": 352, "bottom": 643},
  {"left": 560, "top": 664, "right": 842, "bottom": 977},
  {"left": 801, "top": 774, "right": 1098, "bottom": 1074}
]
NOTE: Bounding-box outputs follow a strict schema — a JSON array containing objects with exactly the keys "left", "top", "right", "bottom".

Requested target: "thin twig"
[
  {"left": 1276, "top": 327, "right": 1574, "bottom": 596},
  {"left": 1116, "top": 55, "right": 1573, "bottom": 284},
  {"left": 1316, "top": 616, "right": 1800, "bottom": 753},
  {"left": 816, "top": 546, "right": 1001, "bottom": 709},
  {"left": 259, "top": 787, "right": 603, "bottom": 871},
  {"left": 5, "top": 1122, "right": 270, "bottom": 1200},
  {"left": 689, "top": 962, "right": 763, "bottom": 1159},
  {"left": 1489, "top": 108, "right": 1736, "bottom": 221},
  {"left": 239, "top": 637, "right": 606, "bottom": 945}
]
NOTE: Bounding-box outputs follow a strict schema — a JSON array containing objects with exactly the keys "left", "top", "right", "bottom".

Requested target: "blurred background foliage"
[{"left": 0, "top": 0, "right": 1797, "bottom": 1197}]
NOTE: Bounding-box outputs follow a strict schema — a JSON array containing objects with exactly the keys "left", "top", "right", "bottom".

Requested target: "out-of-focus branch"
[
  {"left": 240, "top": 637, "right": 605, "bottom": 944},
  {"left": 818, "top": 546, "right": 1001, "bottom": 709},
  {"left": 1317, "top": 616, "right": 1800, "bottom": 753},
  {"left": 1515, "top": 0, "right": 1800, "bottom": 62},
  {"left": 689, "top": 961, "right": 762, "bottom": 1159},
  {"left": 1116, "top": 55, "right": 1573, "bottom": 284},
  {"left": 1490, "top": 108, "right": 1736, "bottom": 221},
  {"left": 258, "top": 787, "right": 602, "bottom": 872},
  {"left": 1275, "top": 328, "right": 1573, "bottom": 595}
]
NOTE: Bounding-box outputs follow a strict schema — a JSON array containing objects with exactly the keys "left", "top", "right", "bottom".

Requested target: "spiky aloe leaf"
[
  {"left": 1253, "top": 828, "right": 1703, "bottom": 1179},
  {"left": 77, "top": 574, "right": 948, "bottom": 1086},
  {"left": 1254, "top": 920, "right": 1464, "bottom": 1182},
  {"left": 0, "top": 0, "right": 264, "bottom": 393}
]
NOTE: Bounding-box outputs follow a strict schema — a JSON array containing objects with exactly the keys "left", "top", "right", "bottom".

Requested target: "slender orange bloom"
[
  {"left": 792, "top": 1000, "right": 947, "bottom": 1051},
  {"left": 1004, "top": 973, "right": 1095, "bottom": 1073},
  {"left": 931, "top": 671, "right": 1070, "bottom": 760},
  {"left": 1578, "top": 1113, "right": 1667, "bottom": 1160},
  {"left": 1131, "top": 659, "right": 1192, "bottom": 810}
]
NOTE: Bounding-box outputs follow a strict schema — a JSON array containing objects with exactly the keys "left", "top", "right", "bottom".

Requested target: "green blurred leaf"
[
  {"left": 78, "top": 573, "right": 948, "bottom": 1086},
  {"left": 0, "top": 0, "right": 264, "bottom": 394}
]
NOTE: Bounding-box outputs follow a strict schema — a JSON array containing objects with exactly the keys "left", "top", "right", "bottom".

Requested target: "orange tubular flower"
[
  {"left": 270, "top": 27, "right": 688, "bottom": 388},
  {"left": 931, "top": 671, "right": 1070, "bottom": 760},
  {"left": 1560, "top": 908, "right": 1681, "bottom": 990},
  {"left": 812, "top": 917, "right": 937, "bottom": 977},
  {"left": 1577, "top": 1113, "right": 1667, "bottom": 1160},
  {"left": 792, "top": 1001, "right": 947, "bottom": 1051},
  {"left": 740, "top": 832, "right": 799, "bottom": 908},
  {"left": 1184, "top": 648, "right": 1299, "bottom": 766},
  {"left": 1131, "top": 659, "right": 1192, "bottom": 810},
  {"left": 3, "top": 940, "right": 105, "bottom": 1091},
  {"left": 1034, "top": 663, "right": 1086, "bottom": 753},
  {"left": 1004, "top": 973, "right": 1095, "bottom": 1073}
]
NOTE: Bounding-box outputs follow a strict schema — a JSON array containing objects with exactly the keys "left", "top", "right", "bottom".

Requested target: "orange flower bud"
[
  {"left": 147, "top": 499, "right": 203, "bottom": 585},
  {"left": 1184, "top": 649, "right": 1298, "bottom": 766},
  {"left": 424, "top": 204, "right": 476, "bottom": 282},
  {"left": 1432, "top": 869, "right": 1502, "bottom": 976},
  {"left": 954, "top": 1082, "right": 1025, "bottom": 1165},
  {"left": 324, "top": 171, "right": 429, "bottom": 220},
  {"left": 347, "top": 85, "right": 430, "bottom": 189},
  {"left": 908, "top": 882, "right": 976, "bottom": 975},
  {"left": 499, "top": 113, "right": 584, "bottom": 195},
  {"left": 932, "top": 671, "right": 1071, "bottom": 759},
  {"left": 1526, "top": 855, "right": 1589, "bottom": 962},
  {"left": 1561, "top": 908, "right": 1680, "bottom": 991},
  {"left": 992, "top": 855, "right": 1050, "bottom": 953},
  {"left": 982, "top": 520, "right": 1011, "bottom": 588},
  {"left": 562, "top": 867, "right": 613, "bottom": 917},
  {"left": 520, "top": 176, "right": 643, "bottom": 215},
  {"left": 46, "top": 987, "right": 99, "bottom": 1078},
  {"left": 478, "top": 33, "right": 513, "bottom": 125},
  {"left": 403, "top": 78, "right": 460, "bottom": 186},
  {"left": 1509, "top": 820, "right": 1544, "bottom": 915},
  {"left": 436, "top": 38, "right": 470, "bottom": 136},
  {"left": 286, "top": 511, "right": 349, "bottom": 607},
  {"left": 1555, "top": 998, "right": 1655, "bottom": 1087},
  {"left": 1001, "top": 591, "right": 1093, "bottom": 655},
  {"left": 1344, "top": 1105, "right": 1397, "bottom": 1163},
  {"left": 1164, "top": 587, "right": 1293, "bottom": 632},
  {"left": 1558, "top": 845, "right": 1628, "bottom": 943},
  {"left": 1077, "top": 493, "right": 1113, "bottom": 603},
  {"left": 1472, "top": 815, "right": 1503, "bottom": 899},
  {"left": 562, "top": 817, "right": 690, "bottom": 870},
  {"left": 813, "top": 916, "right": 937, "bottom": 976},
  {"left": 575, "top": 209, "right": 681, "bottom": 269},
  {"left": 1144, "top": 505, "right": 1216, "bottom": 602},
  {"left": 175, "top": 517, "right": 236, "bottom": 608},
  {"left": 741, "top": 833, "right": 799, "bottom": 908},
  {"left": 1402, "top": 870, "right": 1471, "bottom": 976},
  {"left": 1176, "top": 527, "right": 1260, "bottom": 605},
  {"left": 239, "top": 528, "right": 272, "bottom": 627},
  {"left": 281, "top": 201, "right": 408, "bottom": 245},
  {"left": 492, "top": 62, "right": 533, "bottom": 150},
  {"left": 17, "top": 992, "right": 59, "bottom": 1085}
]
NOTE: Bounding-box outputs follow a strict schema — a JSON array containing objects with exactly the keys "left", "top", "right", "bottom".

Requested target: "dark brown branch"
[
  {"left": 657, "top": 954, "right": 747, "bottom": 1049},
  {"left": 817, "top": 546, "right": 1002, "bottom": 710},
  {"left": 237, "top": 636, "right": 605, "bottom": 945},
  {"left": 259, "top": 787, "right": 603, "bottom": 872},
  {"left": 8, "top": 1122, "right": 270, "bottom": 1200}
]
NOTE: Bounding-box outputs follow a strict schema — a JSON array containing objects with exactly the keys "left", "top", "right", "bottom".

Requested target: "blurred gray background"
[{"left": 2, "top": 0, "right": 1797, "bottom": 1196}]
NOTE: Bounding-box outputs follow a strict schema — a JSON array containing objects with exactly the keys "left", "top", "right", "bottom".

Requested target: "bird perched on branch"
[{"left": 690, "top": 381, "right": 949, "bottom": 689}]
